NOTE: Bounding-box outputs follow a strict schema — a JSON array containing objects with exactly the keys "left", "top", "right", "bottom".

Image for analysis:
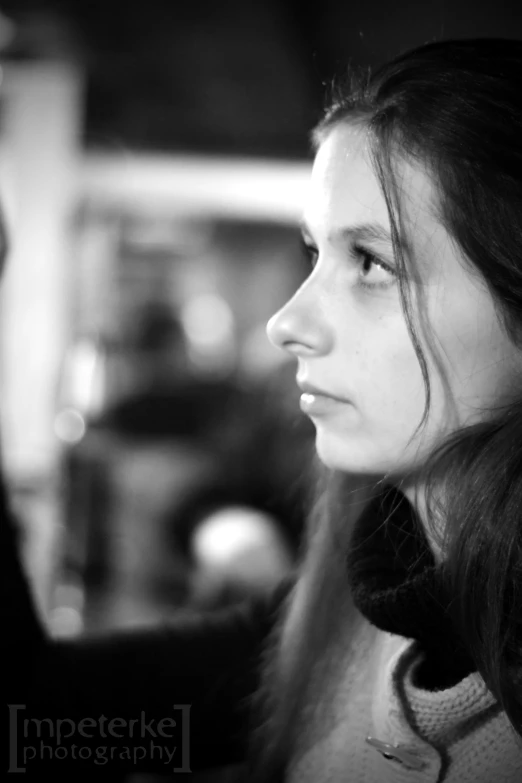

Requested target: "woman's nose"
[{"left": 266, "top": 284, "right": 332, "bottom": 358}]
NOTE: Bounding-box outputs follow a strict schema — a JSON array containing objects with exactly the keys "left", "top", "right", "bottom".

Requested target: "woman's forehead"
[
  {"left": 307, "top": 125, "right": 439, "bottom": 244},
  {"left": 305, "top": 125, "right": 388, "bottom": 233}
]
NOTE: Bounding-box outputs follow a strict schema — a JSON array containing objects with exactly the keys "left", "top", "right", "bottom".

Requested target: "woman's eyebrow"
[
  {"left": 335, "top": 223, "right": 393, "bottom": 245},
  {"left": 300, "top": 219, "right": 408, "bottom": 253}
]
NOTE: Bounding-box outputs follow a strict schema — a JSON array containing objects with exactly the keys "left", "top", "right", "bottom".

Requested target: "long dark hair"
[{"left": 248, "top": 38, "right": 522, "bottom": 779}]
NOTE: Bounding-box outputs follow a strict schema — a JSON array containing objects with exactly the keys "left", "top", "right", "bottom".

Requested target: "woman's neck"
[{"left": 395, "top": 479, "right": 446, "bottom": 562}]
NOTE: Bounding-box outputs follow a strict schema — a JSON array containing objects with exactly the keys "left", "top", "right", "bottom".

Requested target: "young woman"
[{"left": 6, "top": 37, "right": 522, "bottom": 781}]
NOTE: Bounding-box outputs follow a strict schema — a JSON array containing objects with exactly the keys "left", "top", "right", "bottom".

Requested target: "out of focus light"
[
  {"left": 180, "top": 293, "right": 236, "bottom": 373},
  {"left": 61, "top": 339, "right": 106, "bottom": 415},
  {"left": 49, "top": 606, "right": 84, "bottom": 637},
  {"left": 193, "top": 513, "right": 262, "bottom": 565},
  {"left": 49, "top": 583, "right": 84, "bottom": 638},
  {"left": 191, "top": 507, "right": 293, "bottom": 589},
  {"left": 54, "top": 407, "right": 86, "bottom": 444},
  {"left": 181, "top": 293, "right": 234, "bottom": 346}
]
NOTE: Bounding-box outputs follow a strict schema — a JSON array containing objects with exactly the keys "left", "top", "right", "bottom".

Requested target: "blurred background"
[{"left": 1, "top": 0, "right": 522, "bottom": 679}]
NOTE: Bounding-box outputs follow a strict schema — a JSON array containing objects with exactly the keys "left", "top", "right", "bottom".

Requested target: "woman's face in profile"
[{"left": 267, "top": 122, "right": 522, "bottom": 481}]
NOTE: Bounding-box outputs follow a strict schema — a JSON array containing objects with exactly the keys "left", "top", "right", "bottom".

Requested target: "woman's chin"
[
  {"left": 314, "top": 444, "right": 409, "bottom": 486},
  {"left": 313, "top": 433, "right": 375, "bottom": 475}
]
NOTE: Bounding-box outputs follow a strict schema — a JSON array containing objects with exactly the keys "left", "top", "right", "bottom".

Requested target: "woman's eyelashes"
[
  {"left": 353, "top": 243, "right": 397, "bottom": 290},
  {"left": 300, "top": 237, "right": 319, "bottom": 267},
  {"left": 300, "top": 236, "right": 397, "bottom": 291}
]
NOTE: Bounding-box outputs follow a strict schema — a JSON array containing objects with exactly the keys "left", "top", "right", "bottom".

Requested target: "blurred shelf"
[{"left": 80, "top": 152, "right": 311, "bottom": 223}]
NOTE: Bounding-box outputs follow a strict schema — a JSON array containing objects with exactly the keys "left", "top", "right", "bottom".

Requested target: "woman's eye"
[
  {"left": 300, "top": 238, "right": 319, "bottom": 268},
  {"left": 355, "top": 245, "right": 397, "bottom": 290}
]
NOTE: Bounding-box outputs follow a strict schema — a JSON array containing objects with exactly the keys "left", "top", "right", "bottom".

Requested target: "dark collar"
[{"left": 346, "top": 489, "right": 476, "bottom": 690}]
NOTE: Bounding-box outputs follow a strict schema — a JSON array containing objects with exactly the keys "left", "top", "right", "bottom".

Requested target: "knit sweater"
[{"left": 285, "top": 491, "right": 522, "bottom": 782}]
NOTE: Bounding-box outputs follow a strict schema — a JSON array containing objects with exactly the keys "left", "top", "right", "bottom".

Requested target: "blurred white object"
[
  {"left": 82, "top": 154, "right": 311, "bottom": 224},
  {"left": 180, "top": 292, "right": 236, "bottom": 375},
  {"left": 190, "top": 506, "right": 294, "bottom": 602},
  {"left": 0, "top": 60, "right": 83, "bottom": 621},
  {"left": 0, "top": 60, "right": 84, "bottom": 481},
  {"left": 54, "top": 335, "right": 107, "bottom": 442},
  {"left": 48, "top": 583, "right": 84, "bottom": 638}
]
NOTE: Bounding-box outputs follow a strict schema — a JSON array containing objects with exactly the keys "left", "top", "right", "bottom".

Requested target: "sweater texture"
[{"left": 285, "top": 491, "right": 522, "bottom": 782}]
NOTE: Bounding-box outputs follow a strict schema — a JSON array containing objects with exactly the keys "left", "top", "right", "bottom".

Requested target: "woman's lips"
[
  {"left": 297, "top": 382, "right": 352, "bottom": 415},
  {"left": 299, "top": 392, "right": 350, "bottom": 415}
]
